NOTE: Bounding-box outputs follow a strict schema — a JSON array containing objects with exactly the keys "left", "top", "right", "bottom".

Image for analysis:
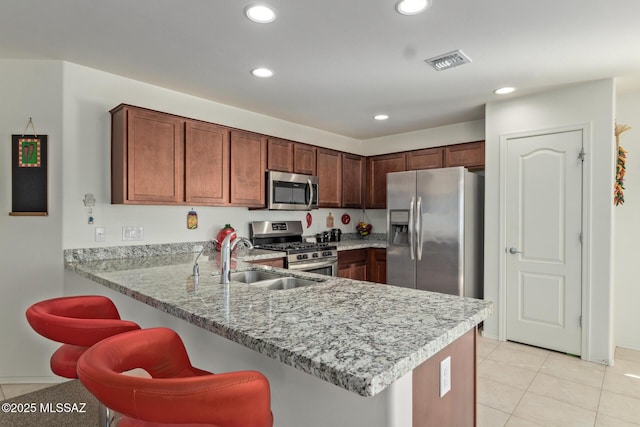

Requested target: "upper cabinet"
[
  {"left": 111, "top": 104, "right": 484, "bottom": 209},
  {"left": 342, "top": 153, "right": 365, "bottom": 208},
  {"left": 230, "top": 130, "right": 267, "bottom": 207},
  {"left": 444, "top": 141, "right": 485, "bottom": 170},
  {"left": 185, "top": 120, "right": 230, "bottom": 205},
  {"left": 267, "top": 138, "right": 294, "bottom": 172},
  {"left": 316, "top": 148, "right": 342, "bottom": 208},
  {"left": 406, "top": 147, "right": 443, "bottom": 171},
  {"left": 293, "top": 143, "right": 316, "bottom": 175},
  {"left": 366, "top": 153, "right": 406, "bottom": 209},
  {"left": 111, "top": 105, "right": 185, "bottom": 204}
]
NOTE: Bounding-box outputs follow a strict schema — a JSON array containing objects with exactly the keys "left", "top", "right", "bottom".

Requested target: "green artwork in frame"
[{"left": 18, "top": 138, "right": 41, "bottom": 167}]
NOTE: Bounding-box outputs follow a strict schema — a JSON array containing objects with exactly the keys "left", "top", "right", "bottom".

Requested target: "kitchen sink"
[
  {"left": 229, "top": 270, "right": 324, "bottom": 290},
  {"left": 229, "top": 270, "right": 284, "bottom": 283},
  {"left": 250, "top": 276, "right": 318, "bottom": 290}
]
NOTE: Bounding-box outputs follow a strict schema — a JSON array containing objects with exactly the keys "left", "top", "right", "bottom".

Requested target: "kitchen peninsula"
[{"left": 64, "top": 244, "right": 492, "bottom": 427}]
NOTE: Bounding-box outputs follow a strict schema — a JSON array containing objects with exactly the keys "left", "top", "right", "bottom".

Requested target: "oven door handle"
[{"left": 288, "top": 258, "right": 337, "bottom": 271}]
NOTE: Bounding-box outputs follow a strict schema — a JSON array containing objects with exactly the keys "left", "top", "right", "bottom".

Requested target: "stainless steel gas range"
[{"left": 249, "top": 220, "right": 338, "bottom": 276}]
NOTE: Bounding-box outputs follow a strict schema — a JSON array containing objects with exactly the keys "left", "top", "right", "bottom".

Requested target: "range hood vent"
[{"left": 425, "top": 50, "right": 472, "bottom": 71}]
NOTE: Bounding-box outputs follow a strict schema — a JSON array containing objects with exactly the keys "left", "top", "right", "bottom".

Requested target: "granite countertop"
[{"left": 64, "top": 248, "right": 491, "bottom": 397}]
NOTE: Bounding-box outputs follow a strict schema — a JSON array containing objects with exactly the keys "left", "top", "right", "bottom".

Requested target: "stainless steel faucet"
[
  {"left": 220, "top": 232, "right": 253, "bottom": 284},
  {"left": 193, "top": 241, "right": 215, "bottom": 278}
]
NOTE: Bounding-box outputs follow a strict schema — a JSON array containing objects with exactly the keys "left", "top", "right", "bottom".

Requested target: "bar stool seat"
[
  {"left": 77, "top": 327, "right": 273, "bottom": 427},
  {"left": 26, "top": 295, "right": 140, "bottom": 378}
]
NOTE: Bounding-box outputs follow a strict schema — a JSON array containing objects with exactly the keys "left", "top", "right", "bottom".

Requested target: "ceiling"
[{"left": 1, "top": 0, "right": 640, "bottom": 140}]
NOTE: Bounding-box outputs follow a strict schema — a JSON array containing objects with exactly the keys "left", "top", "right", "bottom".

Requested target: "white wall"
[
  {"left": 361, "top": 120, "right": 485, "bottom": 156},
  {"left": 484, "top": 80, "right": 616, "bottom": 364},
  {"left": 60, "top": 62, "right": 369, "bottom": 250},
  {"left": 0, "top": 60, "right": 65, "bottom": 381},
  {"left": 613, "top": 89, "right": 640, "bottom": 351}
]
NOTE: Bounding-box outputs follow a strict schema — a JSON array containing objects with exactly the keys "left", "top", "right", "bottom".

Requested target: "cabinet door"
[
  {"left": 249, "top": 258, "right": 285, "bottom": 268},
  {"left": 368, "top": 248, "right": 387, "bottom": 284},
  {"left": 267, "top": 138, "right": 294, "bottom": 172},
  {"left": 444, "top": 141, "right": 485, "bottom": 170},
  {"left": 185, "top": 121, "right": 230, "bottom": 205},
  {"left": 294, "top": 143, "right": 316, "bottom": 175},
  {"left": 342, "top": 153, "right": 365, "bottom": 208},
  {"left": 118, "top": 106, "right": 185, "bottom": 204},
  {"left": 316, "top": 148, "right": 342, "bottom": 208},
  {"left": 230, "top": 130, "right": 267, "bottom": 207},
  {"left": 407, "top": 147, "right": 443, "bottom": 171},
  {"left": 366, "top": 153, "right": 406, "bottom": 209},
  {"left": 338, "top": 249, "right": 368, "bottom": 280}
]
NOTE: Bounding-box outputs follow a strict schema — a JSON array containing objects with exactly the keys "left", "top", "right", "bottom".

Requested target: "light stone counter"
[{"left": 65, "top": 251, "right": 491, "bottom": 398}]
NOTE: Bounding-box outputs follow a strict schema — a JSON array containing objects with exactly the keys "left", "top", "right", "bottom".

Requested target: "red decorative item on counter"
[{"left": 215, "top": 224, "right": 235, "bottom": 251}]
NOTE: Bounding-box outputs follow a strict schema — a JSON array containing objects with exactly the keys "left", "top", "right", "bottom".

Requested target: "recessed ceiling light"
[
  {"left": 244, "top": 4, "right": 276, "bottom": 23},
  {"left": 494, "top": 87, "right": 515, "bottom": 95},
  {"left": 251, "top": 68, "right": 274, "bottom": 78},
  {"left": 374, "top": 114, "right": 389, "bottom": 121},
  {"left": 395, "top": 0, "right": 431, "bottom": 15}
]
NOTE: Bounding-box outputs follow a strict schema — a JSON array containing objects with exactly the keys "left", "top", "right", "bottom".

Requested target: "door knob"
[{"left": 509, "top": 247, "right": 522, "bottom": 254}]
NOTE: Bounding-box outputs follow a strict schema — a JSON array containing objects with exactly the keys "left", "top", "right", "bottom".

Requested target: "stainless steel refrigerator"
[{"left": 386, "top": 167, "right": 483, "bottom": 298}]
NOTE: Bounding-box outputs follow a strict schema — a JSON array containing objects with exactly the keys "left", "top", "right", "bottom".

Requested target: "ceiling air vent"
[{"left": 425, "top": 50, "right": 472, "bottom": 71}]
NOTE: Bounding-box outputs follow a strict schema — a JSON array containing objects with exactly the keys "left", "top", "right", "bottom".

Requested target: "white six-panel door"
[{"left": 505, "top": 130, "right": 583, "bottom": 355}]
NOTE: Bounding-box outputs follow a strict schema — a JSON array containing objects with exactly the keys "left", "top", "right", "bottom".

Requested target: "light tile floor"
[
  {"left": 2, "top": 339, "right": 639, "bottom": 426},
  {"left": 477, "top": 336, "right": 640, "bottom": 426}
]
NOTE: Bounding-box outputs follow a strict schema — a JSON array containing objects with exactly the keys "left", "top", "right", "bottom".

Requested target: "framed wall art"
[{"left": 10, "top": 133, "right": 48, "bottom": 215}]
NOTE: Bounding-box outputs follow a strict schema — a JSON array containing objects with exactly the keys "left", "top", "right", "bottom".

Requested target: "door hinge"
[
  {"left": 578, "top": 148, "right": 586, "bottom": 162},
  {"left": 579, "top": 315, "right": 582, "bottom": 328},
  {"left": 579, "top": 232, "right": 583, "bottom": 245}
]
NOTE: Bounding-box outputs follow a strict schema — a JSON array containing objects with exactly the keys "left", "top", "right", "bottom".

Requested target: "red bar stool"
[
  {"left": 25, "top": 295, "right": 141, "bottom": 378},
  {"left": 77, "top": 327, "right": 274, "bottom": 427}
]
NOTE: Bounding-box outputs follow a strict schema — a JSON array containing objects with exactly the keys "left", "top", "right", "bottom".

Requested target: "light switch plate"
[{"left": 440, "top": 356, "right": 451, "bottom": 397}]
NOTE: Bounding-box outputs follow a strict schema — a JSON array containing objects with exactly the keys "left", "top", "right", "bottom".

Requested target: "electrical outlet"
[
  {"left": 122, "top": 226, "right": 144, "bottom": 241},
  {"left": 440, "top": 356, "right": 451, "bottom": 397},
  {"left": 95, "top": 227, "right": 105, "bottom": 242}
]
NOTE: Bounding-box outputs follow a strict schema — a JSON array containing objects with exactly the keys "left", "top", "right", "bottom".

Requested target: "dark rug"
[{"left": 0, "top": 380, "right": 99, "bottom": 427}]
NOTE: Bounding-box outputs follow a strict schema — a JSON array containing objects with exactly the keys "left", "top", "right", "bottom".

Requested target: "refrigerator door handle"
[
  {"left": 416, "top": 196, "right": 423, "bottom": 260},
  {"left": 409, "top": 197, "right": 415, "bottom": 260}
]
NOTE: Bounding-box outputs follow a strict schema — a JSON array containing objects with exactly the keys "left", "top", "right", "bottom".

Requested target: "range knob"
[{"left": 312, "top": 253, "right": 319, "bottom": 258}]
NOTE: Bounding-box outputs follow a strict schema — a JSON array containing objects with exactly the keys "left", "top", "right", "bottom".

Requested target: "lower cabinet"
[
  {"left": 337, "top": 249, "right": 368, "bottom": 281},
  {"left": 368, "top": 248, "right": 386, "bottom": 284},
  {"left": 338, "top": 248, "right": 386, "bottom": 283},
  {"left": 248, "top": 258, "right": 285, "bottom": 268}
]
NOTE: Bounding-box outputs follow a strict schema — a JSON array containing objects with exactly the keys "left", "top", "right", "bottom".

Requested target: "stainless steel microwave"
[{"left": 267, "top": 171, "right": 318, "bottom": 210}]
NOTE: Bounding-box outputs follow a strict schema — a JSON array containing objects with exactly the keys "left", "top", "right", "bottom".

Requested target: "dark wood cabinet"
[
  {"left": 338, "top": 249, "right": 368, "bottom": 281},
  {"left": 368, "top": 248, "right": 387, "bottom": 284},
  {"left": 249, "top": 258, "right": 285, "bottom": 268},
  {"left": 267, "top": 138, "right": 294, "bottom": 172},
  {"left": 407, "top": 147, "right": 443, "bottom": 171},
  {"left": 342, "top": 153, "right": 365, "bottom": 208},
  {"left": 112, "top": 104, "right": 485, "bottom": 209},
  {"left": 185, "top": 120, "right": 230, "bottom": 205},
  {"left": 316, "top": 148, "right": 342, "bottom": 208},
  {"left": 444, "top": 141, "right": 485, "bottom": 170},
  {"left": 293, "top": 143, "right": 316, "bottom": 175},
  {"left": 366, "top": 153, "right": 406, "bottom": 209},
  {"left": 230, "top": 130, "right": 267, "bottom": 207},
  {"left": 111, "top": 105, "right": 185, "bottom": 204}
]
